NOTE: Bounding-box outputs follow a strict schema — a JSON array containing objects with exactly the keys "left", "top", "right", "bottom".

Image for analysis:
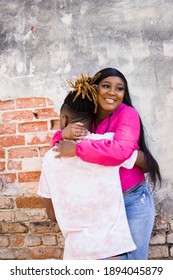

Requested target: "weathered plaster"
[{"left": 0, "top": 0, "right": 173, "bottom": 220}]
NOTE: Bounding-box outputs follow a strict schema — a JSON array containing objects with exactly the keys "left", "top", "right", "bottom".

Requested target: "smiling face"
[{"left": 97, "top": 76, "right": 125, "bottom": 119}]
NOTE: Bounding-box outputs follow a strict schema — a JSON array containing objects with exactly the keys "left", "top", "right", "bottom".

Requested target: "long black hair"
[{"left": 93, "top": 68, "right": 162, "bottom": 186}]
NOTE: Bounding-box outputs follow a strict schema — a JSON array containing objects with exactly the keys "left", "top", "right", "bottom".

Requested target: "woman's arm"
[
  {"left": 54, "top": 141, "right": 149, "bottom": 172},
  {"left": 76, "top": 108, "right": 140, "bottom": 166},
  {"left": 55, "top": 107, "right": 148, "bottom": 168},
  {"left": 52, "top": 130, "right": 63, "bottom": 147}
]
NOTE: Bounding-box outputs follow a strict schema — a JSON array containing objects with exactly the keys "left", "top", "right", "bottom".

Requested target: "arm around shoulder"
[{"left": 76, "top": 106, "right": 141, "bottom": 166}]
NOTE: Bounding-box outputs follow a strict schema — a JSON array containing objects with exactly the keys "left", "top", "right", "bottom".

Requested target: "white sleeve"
[
  {"left": 37, "top": 167, "right": 51, "bottom": 198},
  {"left": 83, "top": 132, "right": 115, "bottom": 140},
  {"left": 121, "top": 150, "right": 138, "bottom": 169}
]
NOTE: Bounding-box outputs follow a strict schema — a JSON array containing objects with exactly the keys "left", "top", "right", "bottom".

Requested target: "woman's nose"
[{"left": 108, "top": 88, "right": 116, "bottom": 94}]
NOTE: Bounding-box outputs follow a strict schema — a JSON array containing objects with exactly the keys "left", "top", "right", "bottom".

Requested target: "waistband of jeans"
[{"left": 123, "top": 180, "right": 145, "bottom": 195}]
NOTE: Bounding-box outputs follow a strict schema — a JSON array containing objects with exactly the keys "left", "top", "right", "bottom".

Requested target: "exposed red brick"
[
  {"left": 18, "top": 171, "right": 41, "bottom": 183},
  {"left": 16, "top": 98, "right": 46, "bottom": 109},
  {"left": 7, "top": 160, "right": 22, "bottom": 170},
  {"left": 33, "top": 108, "right": 58, "bottom": 119},
  {"left": 0, "top": 222, "right": 28, "bottom": 233},
  {"left": 0, "top": 100, "right": 15, "bottom": 111},
  {"left": 16, "top": 197, "right": 45, "bottom": 208},
  {"left": 18, "top": 121, "right": 48, "bottom": 133},
  {"left": 8, "top": 147, "right": 38, "bottom": 159},
  {"left": 1, "top": 174, "right": 16, "bottom": 183},
  {"left": 0, "top": 149, "right": 5, "bottom": 159},
  {"left": 0, "top": 135, "right": 25, "bottom": 147},
  {"left": 0, "top": 97, "right": 69, "bottom": 259},
  {"left": 10, "top": 235, "right": 25, "bottom": 247},
  {"left": 2, "top": 110, "right": 34, "bottom": 123},
  {"left": 0, "top": 123, "right": 16, "bottom": 135},
  {"left": 26, "top": 134, "right": 52, "bottom": 145},
  {"left": 46, "top": 98, "right": 54, "bottom": 106},
  {"left": 29, "top": 221, "right": 60, "bottom": 233},
  {"left": 29, "top": 247, "right": 62, "bottom": 259},
  {"left": 0, "top": 162, "right": 5, "bottom": 171}
]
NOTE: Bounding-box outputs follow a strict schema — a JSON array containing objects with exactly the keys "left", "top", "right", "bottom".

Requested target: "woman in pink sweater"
[{"left": 52, "top": 68, "right": 161, "bottom": 259}]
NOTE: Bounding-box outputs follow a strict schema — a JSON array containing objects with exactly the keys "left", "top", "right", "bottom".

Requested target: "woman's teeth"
[{"left": 105, "top": 98, "right": 115, "bottom": 103}]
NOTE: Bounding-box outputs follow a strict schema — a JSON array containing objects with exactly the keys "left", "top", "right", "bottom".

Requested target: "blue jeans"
[{"left": 122, "top": 181, "right": 155, "bottom": 260}]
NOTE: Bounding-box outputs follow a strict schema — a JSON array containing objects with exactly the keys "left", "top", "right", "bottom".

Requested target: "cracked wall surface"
[{"left": 0, "top": 0, "right": 173, "bottom": 221}]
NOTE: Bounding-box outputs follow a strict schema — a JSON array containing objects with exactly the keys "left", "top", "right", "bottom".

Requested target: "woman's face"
[{"left": 97, "top": 76, "right": 125, "bottom": 114}]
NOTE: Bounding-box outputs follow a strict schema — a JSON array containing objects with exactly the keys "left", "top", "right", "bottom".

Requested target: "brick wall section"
[
  {"left": 0, "top": 97, "right": 64, "bottom": 259},
  {"left": 0, "top": 97, "right": 173, "bottom": 259}
]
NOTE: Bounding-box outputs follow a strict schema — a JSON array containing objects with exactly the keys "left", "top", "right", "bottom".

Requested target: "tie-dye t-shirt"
[{"left": 38, "top": 132, "right": 137, "bottom": 260}]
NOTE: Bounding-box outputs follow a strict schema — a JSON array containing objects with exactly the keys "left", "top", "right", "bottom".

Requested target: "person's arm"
[
  {"left": 37, "top": 166, "right": 57, "bottom": 222},
  {"left": 76, "top": 108, "right": 140, "bottom": 166},
  {"left": 43, "top": 198, "right": 57, "bottom": 223},
  {"left": 135, "top": 150, "right": 149, "bottom": 173},
  {"left": 52, "top": 130, "right": 63, "bottom": 147},
  {"left": 54, "top": 140, "right": 149, "bottom": 172}
]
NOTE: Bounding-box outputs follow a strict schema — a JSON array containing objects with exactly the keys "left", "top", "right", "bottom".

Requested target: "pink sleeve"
[
  {"left": 76, "top": 108, "right": 140, "bottom": 166},
  {"left": 51, "top": 130, "right": 63, "bottom": 147}
]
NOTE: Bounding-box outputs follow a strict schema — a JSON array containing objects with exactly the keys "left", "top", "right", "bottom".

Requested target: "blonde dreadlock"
[{"left": 67, "top": 73, "right": 101, "bottom": 113}]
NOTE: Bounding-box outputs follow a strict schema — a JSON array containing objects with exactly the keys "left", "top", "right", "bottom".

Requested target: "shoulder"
[{"left": 114, "top": 103, "right": 139, "bottom": 118}]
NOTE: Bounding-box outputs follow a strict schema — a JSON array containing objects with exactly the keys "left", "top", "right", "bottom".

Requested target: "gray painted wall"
[{"left": 0, "top": 0, "right": 173, "bottom": 220}]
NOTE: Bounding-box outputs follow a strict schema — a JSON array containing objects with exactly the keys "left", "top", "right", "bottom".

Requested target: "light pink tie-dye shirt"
[{"left": 38, "top": 132, "right": 137, "bottom": 260}]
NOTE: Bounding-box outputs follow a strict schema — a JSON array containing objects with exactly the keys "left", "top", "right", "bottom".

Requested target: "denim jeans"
[{"left": 122, "top": 181, "right": 155, "bottom": 260}]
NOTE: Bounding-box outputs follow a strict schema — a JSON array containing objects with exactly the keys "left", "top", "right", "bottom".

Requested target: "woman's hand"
[
  {"left": 62, "top": 122, "right": 89, "bottom": 140},
  {"left": 53, "top": 140, "right": 77, "bottom": 158}
]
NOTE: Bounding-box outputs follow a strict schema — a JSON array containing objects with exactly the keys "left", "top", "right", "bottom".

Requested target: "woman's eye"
[
  {"left": 116, "top": 87, "right": 124, "bottom": 91},
  {"left": 102, "top": 84, "right": 109, "bottom": 88}
]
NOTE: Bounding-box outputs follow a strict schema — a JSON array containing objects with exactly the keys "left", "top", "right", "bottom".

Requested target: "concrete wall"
[{"left": 0, "top": 0, "right": 173, "bottom": 259}]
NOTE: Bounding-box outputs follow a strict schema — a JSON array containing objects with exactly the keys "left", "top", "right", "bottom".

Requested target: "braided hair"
[{"left": 61, "top": 73, "right": 98, "bottom": 123}]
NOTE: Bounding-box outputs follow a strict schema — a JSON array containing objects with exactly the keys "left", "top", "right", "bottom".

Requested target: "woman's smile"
[
  {"left": 97, "top": 76, "right": 125, "bottom": 114},
  {"left": 104, "top": 97, "right": 116, "bottom": 103}
]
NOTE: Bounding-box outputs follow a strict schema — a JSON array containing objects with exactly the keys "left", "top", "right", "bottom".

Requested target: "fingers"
[
  {"left": 62, "top": 122, "right": 88, "bottom": 140},
  {"left": 72, "top": 123, "right": 88, "bottom": 135},
  {"left": 75, "top": 122, "right": 85, "bottom": 126},
  {"left": 73, "top": 127, "right": 89, "bottom": 139},
  {"left": 74, "top": 131, "right": 87, "bottom": 137}
]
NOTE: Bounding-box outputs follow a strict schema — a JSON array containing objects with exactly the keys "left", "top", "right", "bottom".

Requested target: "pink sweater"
[{"left": 52, "top": 103, "right": 145, "bottom": 191}]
